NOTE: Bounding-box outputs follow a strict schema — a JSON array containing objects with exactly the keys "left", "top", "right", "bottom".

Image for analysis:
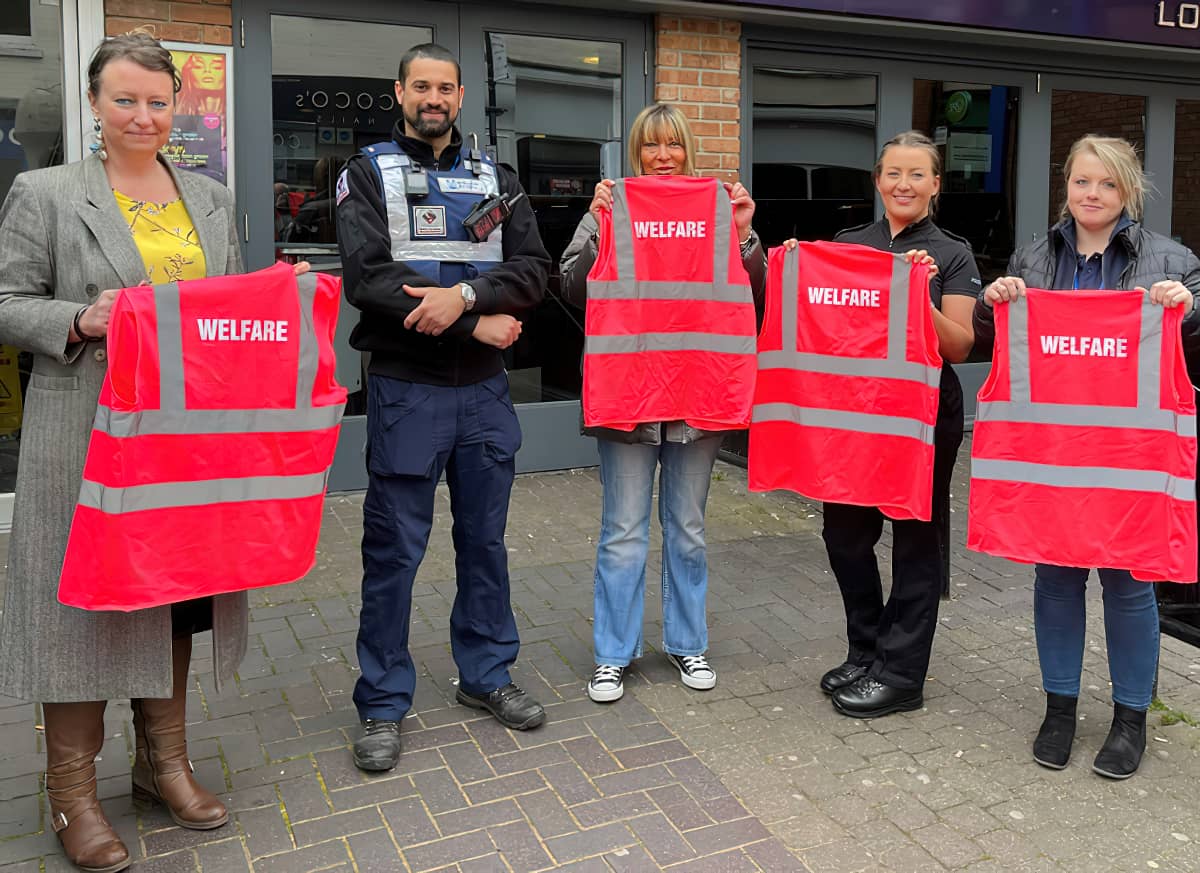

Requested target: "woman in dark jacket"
[
  {"left": 559, "top": 103, "right": 766, "bottom": 703},
  {"left": 975, "top": 134, "right": 1200, "bottom": 779}
]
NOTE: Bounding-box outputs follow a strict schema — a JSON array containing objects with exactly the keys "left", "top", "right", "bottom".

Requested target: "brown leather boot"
[
  {"left": 43, "top": 701, "right": 131, "bottom": 873},
  {"left": 131, "top": 636, "right": 228, "bottom": 829}
]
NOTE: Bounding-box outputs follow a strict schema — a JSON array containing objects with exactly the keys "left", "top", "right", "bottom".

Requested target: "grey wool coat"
[{"left": 0, "top": 154, "right": 249, "bottom": 702}]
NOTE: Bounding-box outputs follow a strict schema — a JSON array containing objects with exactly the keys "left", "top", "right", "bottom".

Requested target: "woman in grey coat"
[
  {"left": 975, "top": 134, "right": 1200, "bottom": 781},
  {"left": 0, "top": 33, "right": 278, "bottom": 872}
]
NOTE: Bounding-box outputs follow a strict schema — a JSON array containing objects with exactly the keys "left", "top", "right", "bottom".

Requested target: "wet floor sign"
[{"left": 0, "top": 345, "right": 23, "bottom": 438}]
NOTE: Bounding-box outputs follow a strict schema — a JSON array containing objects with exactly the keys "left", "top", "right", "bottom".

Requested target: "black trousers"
[
  {"left": 171, "top": 597, "right": 213, "bottom": 639},
  {"left": 821, "top": 374, "right": 964, "bottom": 690}
]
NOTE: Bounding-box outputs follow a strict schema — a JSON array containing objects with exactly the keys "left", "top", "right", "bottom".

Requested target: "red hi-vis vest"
[
  {"left": 59, "top": 263, "right": 348, "bottom": 611},
  {"left": 748, "top": 242, "right": 941, "bottom": 520},
  {"left": 583, "top": 175, "right": 757, "bottom": 431},
  {"left": 968, "top": 288, "right": 1197, "bottom": 583}
]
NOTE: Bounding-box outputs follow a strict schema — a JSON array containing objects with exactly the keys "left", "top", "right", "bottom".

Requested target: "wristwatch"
[{"left": 459, "top": 282, "right": 476, "bottom": 311}]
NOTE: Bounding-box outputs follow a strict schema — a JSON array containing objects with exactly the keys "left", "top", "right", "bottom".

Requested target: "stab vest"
[
  {"left": 59, "top": 263, "right": 348, "bottom": 611},
  {"left": 582, "top": 175, "right": 757, "bottom": 431},
  {"left": 968, "top": 288, "right": 1197, "bottom": 582},
  {"left": 362, "top": 140, "right": 502, "bottom": 286},
  {"left": 748, "top": 241, "right": 941, "bottom": 520}
]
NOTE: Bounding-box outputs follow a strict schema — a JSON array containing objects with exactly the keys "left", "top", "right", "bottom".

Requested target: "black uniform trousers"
[{"left": 821, "top": 368, "right": 964, "bottom": 691}]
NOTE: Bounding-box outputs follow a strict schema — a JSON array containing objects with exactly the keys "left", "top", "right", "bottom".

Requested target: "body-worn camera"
[{"left": 404, "top": 165, "right": 430, "bottom": 197}]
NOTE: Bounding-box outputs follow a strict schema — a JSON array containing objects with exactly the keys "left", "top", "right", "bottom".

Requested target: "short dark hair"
[
  {"left": 88, "top": 29, "right": 180, "bottom": 97},
  {"left": 397, "top": 43, "right": 461, "bottom": 87}
]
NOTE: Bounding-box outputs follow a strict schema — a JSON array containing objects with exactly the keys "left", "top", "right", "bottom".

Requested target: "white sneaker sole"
[
  {"left": 679, "top": 671, "right": 716, "bottom": 690},
  {"left": 588, "top": 682, "right": 624, "bottom": 703}
]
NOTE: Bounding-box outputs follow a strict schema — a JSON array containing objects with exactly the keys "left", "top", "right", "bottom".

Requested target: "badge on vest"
[
  {"left": 336, "top": 170, "right": 350, "bottom": 206},
  {"left": 437, "top": 177, "right": 488, "bottom": 195},
  {"left": 413, "top": 205, "right": 447, "bottom": 237}
]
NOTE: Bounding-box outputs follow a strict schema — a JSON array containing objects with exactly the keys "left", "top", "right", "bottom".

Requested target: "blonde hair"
[
  {"left": 627, "top": 103, "right": 697, "bottom": 177},
  {"left": 1059, "top": 135, "right": 1147, "bottom": 222},
  {"left": 873, "top": 130, "right": 942, "bottom": 215}
]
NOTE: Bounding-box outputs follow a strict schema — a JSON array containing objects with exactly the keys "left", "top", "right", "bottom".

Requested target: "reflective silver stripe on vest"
[
  {"left": 78, "top": 471, "right": 329, "bottom": 514},
  {"left": 586, "top": 332, "right": 757, "bottom": 355},
  {"left": 752, "top": 402, "right": 935, "bottom": 444},
  {"left": 295, "top": 271, "right": 319, "bottom": 408},
  {"left": 378, "top": 154, "right": 412, "bottom": 252},
  {"left": 155, "top": 283, "right": 185, "bottom": 411},
  {"left": 971, "top": 458, "right": 1195, "bottom": 502},
  {"left": 389, "top": 239, "right": 504, "bottom": 263},
  {"left": 975, "top": 400, "right": 1197, "bottom": 437},
  {"left": 757, "top": 350, "right": 942, "bottom": 387},
  {"left": 984, "top": 294, "right": 1196, "bottom": 436},
  {"left": 94, "top": 402, "right": 343, "bottom": 437},
  {"left": 377, "top": 155, "right": 503, "bottom": 264},
  {"left": 587, "top": 280, "right": 751, "bottom": 303}
]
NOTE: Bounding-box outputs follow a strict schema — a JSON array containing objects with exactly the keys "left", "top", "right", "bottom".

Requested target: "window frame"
[{"left": 0, "top": 0, "right": 41, "bottom": 59}]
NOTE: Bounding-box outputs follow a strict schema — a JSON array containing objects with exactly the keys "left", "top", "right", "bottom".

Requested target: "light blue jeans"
[{"left": 592, "top": 436, "right": 723, "bottom": 667}]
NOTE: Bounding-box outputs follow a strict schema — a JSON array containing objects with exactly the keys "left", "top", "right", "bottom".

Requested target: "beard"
[{"left": 405, "top": 104, "right": 456, "bottom": 138}]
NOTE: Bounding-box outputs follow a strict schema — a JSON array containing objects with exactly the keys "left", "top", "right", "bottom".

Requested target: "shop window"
[
  {"left": 1173, "top": 99, "right": 1200, "bottom": 257},
  {"left": 0, "top": 0, "right": 64, "bottom": 492},
  {"left": 270, "top": 16, "right": 432, "bottom": 255},
  {"left": 0, "top": 4, "right": 32, "bottom": 38},
  {"left": 481, "top": 32, "right": 624, "bottom": 404},
  {"left": 912, "top": 80, "right": 1020, "bottom": 284},
  {"left": 751, "top": 67, "right": 878, "bottom": 247},
  {"left": 270, "top": 15, "right": 432, "bottom": 419},
  {"left": 1049, "top": 90, "right": 1145, "bottom": 228}
]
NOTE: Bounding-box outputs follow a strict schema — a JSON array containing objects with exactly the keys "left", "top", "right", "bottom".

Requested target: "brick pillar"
[
  {"left": 654, "top": 15, "right": 742, "bottom": 183},
  {"left": 105, "top": 0, "right": 233, "bottom": 46}
]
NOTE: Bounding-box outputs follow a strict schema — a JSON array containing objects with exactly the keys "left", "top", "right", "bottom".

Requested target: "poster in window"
[{"left": 163, "top": 46, "right": 232, "bottom": 186}]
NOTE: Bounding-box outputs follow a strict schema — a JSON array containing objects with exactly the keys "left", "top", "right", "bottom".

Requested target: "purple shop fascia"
[{"left": 724, "top": 0, "right": 1200, "bottom": 50}]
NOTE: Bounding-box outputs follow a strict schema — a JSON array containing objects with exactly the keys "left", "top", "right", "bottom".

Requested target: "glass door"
[
  {"left": 747, "top": 49, "right": 1039, "bottom": 432},
  {"left": 237, "top": 2, "right": 649, "bottom": 489},
  {"left": 237, "top": 1, "right": 458, "bottom": 492},
  {"left": 1035, "top": 73, "right": 1190, "bottom": 240},
  {"left": 459, "top": 12, "right": 650, "bottom": 473},
  {"left": 1174, "top": 98, "right": 1200, "bottom": 256}
]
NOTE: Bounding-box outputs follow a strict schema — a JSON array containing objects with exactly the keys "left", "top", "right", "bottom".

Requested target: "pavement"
[{"left": 3, "top": 438, "right": 1200, "bottom": 872}]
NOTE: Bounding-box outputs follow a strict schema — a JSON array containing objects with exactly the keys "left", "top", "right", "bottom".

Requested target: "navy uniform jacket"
[{"left": 336, "top": 124, "right": 550, "bottom": 386}]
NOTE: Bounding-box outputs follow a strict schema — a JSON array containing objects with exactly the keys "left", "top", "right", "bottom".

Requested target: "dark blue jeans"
[
  {"left": 353, "top": 371, "right": 522, "bottom": 721},
  {"left": 1033, "top": 565, "right": 1159, "bottom": 710}
]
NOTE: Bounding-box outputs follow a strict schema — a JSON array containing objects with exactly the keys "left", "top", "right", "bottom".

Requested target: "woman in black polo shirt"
[{"left": 785, "top": 130, "right": 979, "bottom": 718}]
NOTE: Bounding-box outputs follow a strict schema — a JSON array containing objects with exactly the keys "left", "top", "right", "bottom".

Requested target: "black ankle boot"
[
  {"left": 1092, "top": 703, "right": 1147, "bottom": 779},
  {"left": 1032, "top": 692, "right": 1077, "bottom": 769}
]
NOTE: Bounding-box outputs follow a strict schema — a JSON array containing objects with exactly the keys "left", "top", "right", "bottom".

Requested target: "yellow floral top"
[{"left": 113, "top": 189, "right": 207, "bottom": 283}]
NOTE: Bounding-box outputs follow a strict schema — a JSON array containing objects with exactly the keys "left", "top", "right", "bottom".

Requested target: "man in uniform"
[{"left": 336, "top": 43, "right": 550, "bottom": 771}]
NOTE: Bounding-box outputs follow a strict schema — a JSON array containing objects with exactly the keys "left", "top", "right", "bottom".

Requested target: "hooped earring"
[{"left": 90, "top": 116, "right": 108, "bottom": 161}]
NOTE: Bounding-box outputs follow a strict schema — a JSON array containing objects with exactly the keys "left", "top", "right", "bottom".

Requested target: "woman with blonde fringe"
[
  {"left": 560, "top": 103, "right": 767, "bottom": 703},
  {"left": 975, "top": 134, "right": 1200, "bottom": 779}
]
